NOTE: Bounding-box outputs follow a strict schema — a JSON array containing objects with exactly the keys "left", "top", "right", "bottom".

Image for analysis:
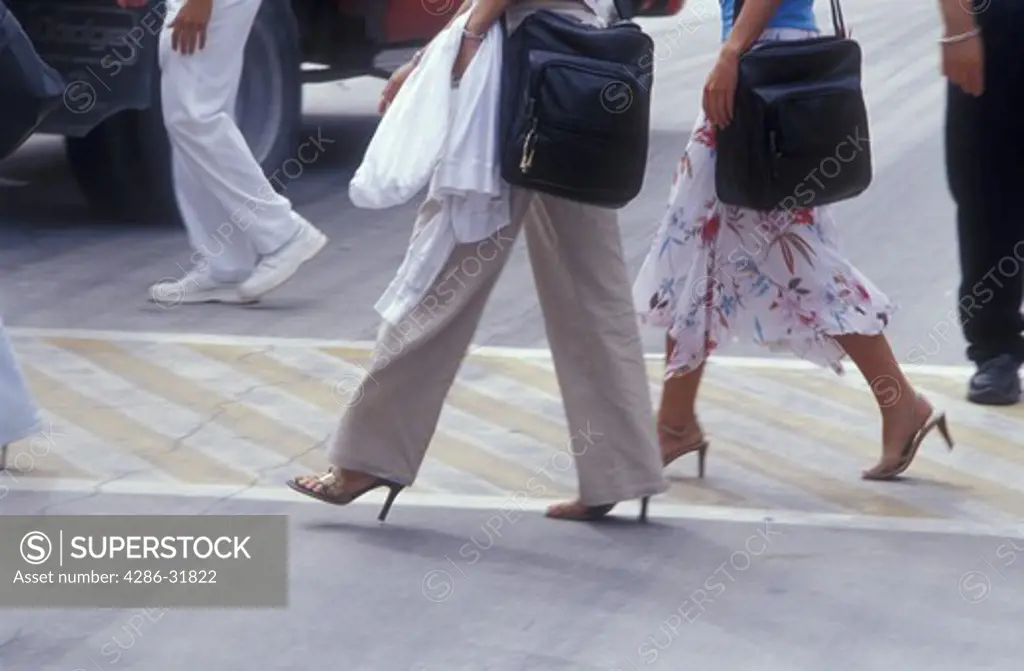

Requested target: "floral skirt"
[{"left": 632, "top": 108, "right": 896, "bottom": 378}]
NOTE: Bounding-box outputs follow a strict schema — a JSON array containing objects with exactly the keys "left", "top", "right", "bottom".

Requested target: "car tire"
[{"left": 64, "top": 0, "right": 302, "bottom": 223}]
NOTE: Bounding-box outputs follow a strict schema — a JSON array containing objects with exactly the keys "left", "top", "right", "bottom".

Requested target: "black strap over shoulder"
[
  {"left": 500, "top": 0, "right": 628, "bottom": 34},
  {"left": 733, "top": 0, "right": 847, "bottom": 38}
]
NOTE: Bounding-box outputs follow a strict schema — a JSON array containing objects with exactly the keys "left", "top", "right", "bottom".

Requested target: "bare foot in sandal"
[{"left": 286, "top": 468, "right": 406, "bottom": 521}]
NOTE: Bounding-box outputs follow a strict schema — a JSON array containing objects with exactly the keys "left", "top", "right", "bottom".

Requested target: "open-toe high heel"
[
  {"left": 862, "top": 395, "right": 954, "bottom": 481},
  {"left": 286, "top": 468, "right": 406, "bottom": 521},
  {"left": 545, "top": 496, "right": 651, "bottom": 523},
  {"left": 659, "top": 424, "right": 709, "bottom": 477}
]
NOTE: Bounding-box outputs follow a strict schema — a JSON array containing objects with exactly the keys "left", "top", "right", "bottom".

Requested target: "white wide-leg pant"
[{"left": 159, "top": 0, "right": 300, "bottom": 282}]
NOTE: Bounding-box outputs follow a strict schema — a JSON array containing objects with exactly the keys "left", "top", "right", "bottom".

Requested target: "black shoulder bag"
[
  {"left": 498, "top": 0, "right": 654, "bottom": 208},
  {"left": 715, "top": 0, "right": 872, "bottom": 211}
]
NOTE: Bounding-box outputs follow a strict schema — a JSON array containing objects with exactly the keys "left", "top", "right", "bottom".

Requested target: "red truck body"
[{"left": 6, "top": 0, "right": 685, "bottom": 222}]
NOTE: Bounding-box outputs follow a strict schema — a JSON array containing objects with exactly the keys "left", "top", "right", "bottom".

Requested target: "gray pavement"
[
  {"left": 2, "top": 491, "right": 1024, "bottom": 671},
  {"left": 3, "top": 1, "right": 1023, "bottom": 669},
  {"left": 0, "top": 0, "right": 969, "bottom": 365}
]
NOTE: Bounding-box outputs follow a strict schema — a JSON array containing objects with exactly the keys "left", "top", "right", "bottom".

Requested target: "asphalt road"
[
  {"left": 0, "top": 0, "right": 969, "bottom": 366},
  {"left": 4, "top": 2, "right": 1023, "bottom": 670}
]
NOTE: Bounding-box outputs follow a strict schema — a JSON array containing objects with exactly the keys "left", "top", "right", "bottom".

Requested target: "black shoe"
[{"left": 967, "top": 354, "right": 1022, "bottom": 406}]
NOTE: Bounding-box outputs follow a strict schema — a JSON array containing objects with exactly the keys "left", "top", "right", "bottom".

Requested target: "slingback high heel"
[
  {"left": 286, "top": 469, "right": 406, "bottom": 522},
  {"left": 862, "top": 396, "right": 955, "bottom": 481},
  {"left": 659, "top": 424, "right": 709, "bottom": 478},
  {"left": 545, "top": 496, "right": 652, "bottom": 523}
]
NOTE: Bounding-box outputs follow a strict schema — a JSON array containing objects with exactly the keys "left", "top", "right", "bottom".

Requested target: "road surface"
[{"left": 2, "top": 2, "right": 1022, "bottom": 670}]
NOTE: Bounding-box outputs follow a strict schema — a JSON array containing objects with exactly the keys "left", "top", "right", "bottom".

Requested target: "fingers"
[
  {"left": 703, "top": 89, "right": 728, "bottom": 128},
  {"left": 952, "top": 65, "right": 983, "bottom": 96},
  {"left": 966, "top": 63, "right": 984, "bottom": 96},
  {"left": 378, "top": 77, "right": 399, "bottom": 115},
  {"left": 378, "top": 88, "right": 393, "bottom": 115},
  {"left": 722, "top": 86, "right": 735, "bottom": 126},
  {"left": 168, "top": 18, "right": 207, "bottom": 54}
]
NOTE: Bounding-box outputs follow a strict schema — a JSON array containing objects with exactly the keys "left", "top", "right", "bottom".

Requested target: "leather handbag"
[
  {"left": 715, "top": 0, "right": 872, "bottom": 211},
  {"left": 498, "top": 1, "right": 654, "bottom": 208},
  {"left": 0, "top": 0, "right": 65, "bottom": 160}
]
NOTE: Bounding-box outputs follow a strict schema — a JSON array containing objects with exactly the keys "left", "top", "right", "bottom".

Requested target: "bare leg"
[
  {"left": 658, "top": 335, "right": 710, "bottom": 475},
  {"left": 832, "top": 333, "right": 934, "bottom": 471},
  {"left": 659, "top": 335, "right": 704, "bottom": 436}
]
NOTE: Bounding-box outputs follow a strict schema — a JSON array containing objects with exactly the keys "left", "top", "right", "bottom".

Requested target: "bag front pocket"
[{"left": 758, "top": 80, "right": 871, "bottom": 205}]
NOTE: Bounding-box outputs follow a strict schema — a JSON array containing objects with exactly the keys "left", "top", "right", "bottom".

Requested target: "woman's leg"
[
  {"left": 288, "top": 198, "right": 522, "bottom": 503},
  {"left": 658, "top": 335, "right": 707, "bottom": 468},
  {"left": 833, "top": 333, "right": 936, "bottom": 472},
  {"left": 524, "top": 192, "right": 667, "bottom": 518}
]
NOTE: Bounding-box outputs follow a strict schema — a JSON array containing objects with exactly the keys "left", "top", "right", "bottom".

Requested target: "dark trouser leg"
[{"left": 949, "top": 13, "right": 1024, "bottom": 365}]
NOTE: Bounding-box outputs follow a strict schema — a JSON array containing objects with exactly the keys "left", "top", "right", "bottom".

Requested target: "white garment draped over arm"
[{"left": 349, "top": 6, "right": 512, "bottom": 325}]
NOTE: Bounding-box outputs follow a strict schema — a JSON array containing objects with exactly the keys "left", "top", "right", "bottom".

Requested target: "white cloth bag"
[
  {"left": 347, "top": 19, "right": 461, "bottom": 209},
  {"left": 0, "top": 318, "right": 39, "bottom": 446}
]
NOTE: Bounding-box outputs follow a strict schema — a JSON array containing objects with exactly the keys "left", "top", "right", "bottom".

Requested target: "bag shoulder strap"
[
  {"left": 733, "top": 0, "right": 847, "bottom": 38},
  {"left": 500, "top": 0, "right": 626, "bottom": 34}
]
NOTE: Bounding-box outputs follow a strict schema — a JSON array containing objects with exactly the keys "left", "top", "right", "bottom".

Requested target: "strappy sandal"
[
  {"left": 286, "top": 468, "right": 405, "bottom": 521},
  {"left": 862, "top": 396, "right": 955, "bottom": 481},
  {"left": 659, "top": 424, "right": 709, "bottom": 478},
  {"left": 545, "top": 497, "right": 651, "bottom": 523}
]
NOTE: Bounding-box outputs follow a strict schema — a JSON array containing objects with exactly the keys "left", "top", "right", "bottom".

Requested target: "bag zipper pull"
[{"left": 520, "top": 119, "right": 538, "bottom": 173}]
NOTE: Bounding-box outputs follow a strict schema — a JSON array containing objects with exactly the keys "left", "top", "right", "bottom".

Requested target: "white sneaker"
[
  {"left": 148, "top": 267, "right": 255, "bottom": 307},
  {"left": 238, "top": 218, "right": 328, "bottom": 300}
]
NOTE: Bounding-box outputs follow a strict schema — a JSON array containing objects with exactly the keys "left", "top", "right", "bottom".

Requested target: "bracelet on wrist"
[
  {"left": 939, "top": 27, "right": 980, "bottom": 44},
  {"left": 462, "top": 27, "right": 486, "bottom": 41}
]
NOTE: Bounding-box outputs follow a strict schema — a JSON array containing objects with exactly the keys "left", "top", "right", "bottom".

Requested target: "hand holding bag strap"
[{"left": 732, "top": 0, "right": 847, "bottom": 38}]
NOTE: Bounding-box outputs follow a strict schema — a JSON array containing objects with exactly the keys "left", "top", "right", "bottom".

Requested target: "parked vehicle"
[{"left": 3, "top": 0, "right": 683, "bottom": 222}]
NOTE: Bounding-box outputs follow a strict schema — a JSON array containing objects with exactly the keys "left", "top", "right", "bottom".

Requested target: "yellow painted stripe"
[
  {"left": 1, "top": 437, "right": 92, "bottom": 481},
  {"left": 453, "top": 353, "right": 750, "bottom": 507},
  {"left": 770, "top": 369, "right": 1024, "bottom": 472},
  {"left": 326, "top": 347, "right": 573, "bottom": 453},
  {"left": 187, "top": 343, "right": 568, "bottom": 496},
  {"left": 684, "top": 366, "right": 1024, "bottom": 517},
  {"left": 21, "top": 365, "right": 252, "bottom": 485},
  {"left": 429, "top": 433, "right": 571, "bottom": 498},
  {"left": 908, "top": 373, "right": 1024, "bottom": 420},
  {"left": 647, "top": 362, "right": 932, "bottom": 517},
  {"left": 50, "top": 338, "right": 329, "bottom": 473}
]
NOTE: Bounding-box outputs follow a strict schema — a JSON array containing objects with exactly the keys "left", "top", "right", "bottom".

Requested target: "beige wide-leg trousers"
[{"left": 328, "top": 1, "right": 667, "bottom": 507}]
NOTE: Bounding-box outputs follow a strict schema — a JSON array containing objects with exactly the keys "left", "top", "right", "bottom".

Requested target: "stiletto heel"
[
  {"left": 660, "top": 424, "right": 709, "bottom": 478},
  {"left": 546, "top": 495, "right": 652, "bottom": 523},
  {"left": 934, "top": 414, "right": 955, "bottom": 451},
  {"left": 863, "top": 396, "right": 953, "bottom": 481},
  {"left": 286, "top": 469, "right": 406, "bottom": 520},
  {"left": 377, "top": 483, "right": 404, "bottom": 522},
  {"left": 1, "top": 444, "right": 8, "bottom": 471}
]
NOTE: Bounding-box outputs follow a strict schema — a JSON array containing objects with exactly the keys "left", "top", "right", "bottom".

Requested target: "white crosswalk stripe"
[{"left": 3, "top": 329, "right": 1023, "bottom": 526}]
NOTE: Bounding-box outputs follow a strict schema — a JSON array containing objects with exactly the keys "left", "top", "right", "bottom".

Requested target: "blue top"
[{"left": 720, "top": 0, "right": 818, "bottom": 41}]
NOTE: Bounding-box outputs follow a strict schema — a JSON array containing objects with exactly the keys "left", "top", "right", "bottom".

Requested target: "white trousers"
[
  {"left": 0, "top": 317, "right": 39, "bottom": 446},
  {"left": 159, "top": 0, "right": 299, "bottom": 282}
]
